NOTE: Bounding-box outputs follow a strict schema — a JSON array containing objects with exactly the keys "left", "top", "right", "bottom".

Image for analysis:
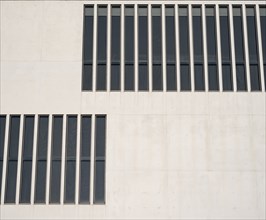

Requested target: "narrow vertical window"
[
  {"left": 165, "top": 6, "right": 177, "bottom": 91},
  {"left": 179, "top": 6, "right": 191, "bottom": 91},
  {"left": 152, "top": 6, "right": 163, "bottom": 91},
  {"left": 35, "top": 115, "right": 48, "bottom": 203},
  {"left": 138, "top": 6, "right": 149, "bottom": 91},
  {"left": 0, "top": 115, "right": 6, "bottom": 199},
  {"left": 83, "top": 6, "right": 94, "bottom": 91},
  {"left": 5, "top": 115, "right": 20, "bottom": 203},
  {"left": 97, "top": 6, "right": 107, "bottom": 91},
  {"left": 20, "top": 115, "right": 34, "bottom": 203},
  {"left": 94, "top": 115, "right": 106, "bottom": 204},
  {"left": 260, "top": 6, "right": 266, "bottom": 87},
  {"left": 220, "top": 7, "right": 233, "bottom": 91},
  {"left": 49, "top": 115, "right": 63, "bottom": 204},
  {"left": 111, "top": 6, "right": 121, "bottom": 91},
  {"left": 79, "top": 115, "right": 91, "bottom": 204},
  {"left": 206, "top": 6, "right": 219, "bottom": 91},
  {"left": 193, "top": 6, "right": 205, "bottom": 91},
  {"left": 64, "top": 116, "right": 77, "bottom": 203},
  {"left": 247, "top": 7, "right": 261, "bottom": 91},
  {"left": 233, "top": 7, "right": 247, "bottom": 91},
  {"left": 125, "top": 5, "right": 135, "bottom": 91}
]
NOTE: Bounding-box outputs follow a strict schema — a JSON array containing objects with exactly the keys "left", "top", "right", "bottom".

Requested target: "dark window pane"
[
  {"left": 111, "top": 64, "right": 121, "bottom": 91},
  {"left": 180, "top": 64, "right": 191, "bottom": 91},
  {"left": 95, "top": 116, "right": 106, "bottom": 158},
  {"left": 194, "top": 64, "right": 205, "bottom": 91},
  {"left": 94, "top": 160, "right": 105, "bottom": 204},
  {"left": 166, "top": 64, "right": 177, "bottom": 91},
  {"left": 50, "top": 160, "right": 61, "bottom": 203},
  {"left": 96, "top": 64, "right": 107, "bottom": 90},
  {"left": 138, "top": 6, "right": 148, "bottom": 61},
  {"left": 35, "top": 161, "right": 47, "bottom": 203},
  {"left": 193, "top": 7, "right": 203, "bottom": 62},
  {"left": 51, "top": 116, "right": 63, "bottom": 159},
  {"left": 220, "top": 7, "right": 231, "bottom": 62},
  {"left": 22, "top": 116, "right": 34, "bottom": 159},
  {"left": 139, "top": 64, "right": 149, "bottom": 91},
  {"left": 152, "top": 64, "right": 163, "bottom": 90},
  {"left": 179, "top": 7, "right": 189, "bottom": 62},
  {"left": 166, "top": 7, "right": 176, "bottom": 62},
  {"left": 8, "top": 116, "right": 20, "bottom": 159},
  {"left": 236, "top": 64, "right": 247, "bottom": 91},
  {"left": 81, "top": 116, "right": 91, "bottom": 158},
  {"left": 20, "top": 161, "right": 32, "bottom": 203},
  {"left": 66, "top": 116, "right": 77, "bottom": 158},
  {"left": 250, "top": 65, "right": 261, "bottom": 91},
  {"left": 5, "top": 161, "right": 17, "bottom": 203},
  {"left": 0, "top": 161, "right": 2, "bottom": 198},
  {"left": 206, "top": 7, "right": 217, "bottom": 62},
  {"left": 222, "top": 65, "right": 233, "bottom": 91},
  {"left": 0, "top": 116, "right": 6, "bottom": 159},
  {"left": 64, "top": 161, "right": 76, "bottom": 203},
  {"left": 79, "top": 160, "right": 90, "bottom": 203},
  {"left": 260, "top": 7, "right": 266, "bottom": 88},
  {"left": 37, "top": 116, "right": 49, "bottom": 160},
  {"left": 82, "top": 64, "right": 92, "bottom": 91},
  {"left": 125, "top": 64, "right": 135, "bottom": 91},
  {"left": 208, "top": 64, "right": 219, "bottom": 91}
]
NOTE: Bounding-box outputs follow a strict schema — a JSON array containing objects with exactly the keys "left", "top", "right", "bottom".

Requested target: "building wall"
[{"left": 0, "top": 0, "right": 265, "bottom": 219}]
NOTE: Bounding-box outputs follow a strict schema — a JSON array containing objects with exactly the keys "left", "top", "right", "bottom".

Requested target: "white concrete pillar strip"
[
  {"left": 30, "top": 115, "right": 38, "bottom": 204},
  {"left": 1, "top": 115, "right": 9, "bottom": 204},
  {"left": 45, "top": 115, "right": 52, "bottom": 204},
  {"left": 175, "top": 5, "right": 180, "bottom": 92},
  {"left": 256, "top": 4, "right": 265, "bottom": 91},
  {"left": 229, "top": 5, "right": 237, "bottom": 92},
  {"left": 242, "top": 5, "right": 251, "bottom": 92},
  {"left": 135, "top": 4, "right": 138, "bottom": 92},
  {"left": 92, "top": 5, "right": 97, "bottom": 92},
  {"left": 148, "top": 4, "right": 152, "bottom": 92},
  {"left": 162, "top": 4, "right": 167, "bottom": 92},
  {"left": 189, "top": 4, "right": 195, "bottom": 92},
  {"left": 60, "top": 114, "right": 67, "bottom": 204},
  {"left": 216, "top": 5, "right": 223, "bottom": 92},
  {"left": 15, "top": 115, "right": 23, "bottom": 204},
  {"left": 75, "top": 115, "right": 81, "bottom": 204},
  {"left": 107, "top": 4, "right": 111, "bottom": 92},
  {"left": 90, "top": 115, "right": 96, "bottom": 204},
  {"left": 121, "top": 5, "right": 125, "bottom": 92},
  {"left": 202, "top": 5, "right": 209, "bottom": 92}
]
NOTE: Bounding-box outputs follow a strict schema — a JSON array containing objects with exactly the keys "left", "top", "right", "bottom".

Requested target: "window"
[
  {"left": 0, "top": 116, "right": 6, "bottom": 199},
  {"left": 260, "top": 6, "right": 266, "bottom": 88}
]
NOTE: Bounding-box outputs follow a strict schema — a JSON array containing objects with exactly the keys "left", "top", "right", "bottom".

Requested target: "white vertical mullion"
[
  {"left": 15, "top": 115, "right": 24, "bottom": 204},
  {"left": 256, "top": 4, "right": 265, "bottom": 91},
  {"left": 90, "top": 115, "right": 96, "bottom": 204},
  {"left": 75, "top": 115, "right": 81, "bottom": 204},
  {"left": 135, "top": 5, "right": 138, "bottom": 92},
  {"left": 30, "top": 115, "right": 38, "bottom": 204},
  {"left": 1, "top": 115, "right": 9, "bottom": 204},
  {"left": 243, "top": 5, "right": 251, "bottom": 92},
  {"left": 229, "top": 5, "right": 237, "bottom": 92},
  {"left": 216, "top": 5, "right": 223, "bottom": 92},
  {"left": 107, "top": 5, "right": 111, "bottom": 92},
  {"left": 175, "top": 5, "right": 180, "bottom": 92},
  {"left": 45, "top": 115, "right": 52, "bottom": 204},
  {"left": 121, "top": 5, "right": 125, "bottom": 92},
  {"left": 60, "top": 115, "right": 67, "bottom": 204},
  {"left": 202, "top": 5, "right": 209, "bottom": 92},
  {"left": 162, "top": 4, "right": 167, "bottom": 92},
  {"left": 92, "top": 5, "right": 97, "bottom": 92},
  {"left": 189, "top": 4, "right": 195, "bottom": 92},
  {"left": 148, "top": 4, "right": 152, "bottom": 92}
]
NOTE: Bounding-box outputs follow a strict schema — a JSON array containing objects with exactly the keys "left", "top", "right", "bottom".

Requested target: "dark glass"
[
  {"left": 111, "top": 64, "right": 121, "bottom": 91},
  {"left": 125, "top": 6, "right": 135, "bottom": 91},
  {"left": 138, "top": 6, "right": 149, "bottom": 91},
  {"left": 79, "top": 160, "right": 90, "bottom": 203},
  {"left": 94, "top": 161, "right": 105, "bottom": 204},
  {"left": 222, "top": 65, "right": 233, "bottom": 91},
  {"left": 194, "top": 64, "right": 205, "bottom": 90},
  {"left": 166, "top": 6, "right": 177, "bottom": 91},
  {"left": 236, "top": 64, "right": 247, "bottom": 91},
  {"left": 0, "top": 116, "right": 6, "bottom": 198},
  {"left": 97, "top": 6, "right": 107, "bottom": 91},
  {"left": 260, "top": 7, "right": 266, "bottom": 87},
  {"left": 179, "top": 7, "right": 191, "bottom": 91},
  {"left": 20, "top": 116, "right": 34, "bottom": 203},
  {"left": 50, "top": 161, "right": 61, "bottom": 203},
  {"left": 66, "top": 116, "right": 77, "bottom": 158},
  {"left": 95, "top": 116, "right": 106, "bottom": 158},
  {"left": 65, "top": 160, "right": 76, "bottom": 203},
  {"left": 5, "top": 115, "right": 20, "bottom": 203},
  {"left": 83, "top": 6, "right": 94, "bottom": 91},
  {"left": 206, "top": 7, "right": 219, "bottom": 91},
  {"left": 81, "top": 116, "right": 91, "bottom": 158},
  {"left": 35, "top": 160, "right": 47, "bottom": 203}
]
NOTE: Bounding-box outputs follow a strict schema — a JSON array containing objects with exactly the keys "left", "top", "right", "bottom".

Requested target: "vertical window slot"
[
  {"left": 260, "top": 6, "right": 266, "bottom": 88},
  {"left": 0, "top": 115, "right": 6, "bottom": 199}
]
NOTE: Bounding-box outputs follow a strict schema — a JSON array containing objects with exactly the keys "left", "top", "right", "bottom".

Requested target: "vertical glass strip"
[
  {"left": 138, "top": 6, "right": 149, "bottom": 91},
  {"left": 5, "top": 115, "right": 20, "bottom": 203},
  {"left": 179, "top": 6, "right": 191, "bottom": 91},
  {"left": 125, "top": 5, "right": 135, "bottom": 91},
  {"left": 206, "top": 6, "right": 219, "bottom": 91},
  {"left": 97, "top": 6, "right": 107, "bottom": 91},
  {"left": 79, "top": 115, "right": 91, "bottom": 204},
  {"left": 49, "top": 116, "right": 63, "bottom": 204},
  {"left": 165, "top": 6, "right": 177, "bottom": 91},
  {"left": 247, "top": 7, "right": 261, "bottom": 91},
  {"left": 0, "top": 116, "right": 6, "bottom": 199},
  {"left": 20, "top": 116, "right": 34, "bottom": 203},
  {"left": 83, "top": 6, "right": 94, "bottom": 91},
  {"left": 111, "top": 6, "right": 121, "bottom": 91},
  {"left": 94, "top": 115, "right": 106, "bottom": 204},
  {"left": 152, "top": 6, "right": 163, "bottom": 91},
  {"left": 233, "top": 7, "right": 247, "bottom": 91},
  {"left": 64, "top": 116, "right": 77, "bottom": 203},
  {"left": 260, "top": 7, "right": 266, "bottom": 87},
  {"left": 35, "top": 115, "right": 48, "bottom": 203},
  {"left": 193, "top": 6, "right": 205, "bottom": 91}
]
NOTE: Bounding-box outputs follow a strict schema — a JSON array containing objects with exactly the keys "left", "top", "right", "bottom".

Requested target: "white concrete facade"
[{"left": 0, "top": 0, "right": 265, "bottom": 219}]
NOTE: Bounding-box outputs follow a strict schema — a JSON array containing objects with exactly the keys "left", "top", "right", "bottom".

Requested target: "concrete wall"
[{"left": 0, "top": 0, "right": 265, "bottom": 219}]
